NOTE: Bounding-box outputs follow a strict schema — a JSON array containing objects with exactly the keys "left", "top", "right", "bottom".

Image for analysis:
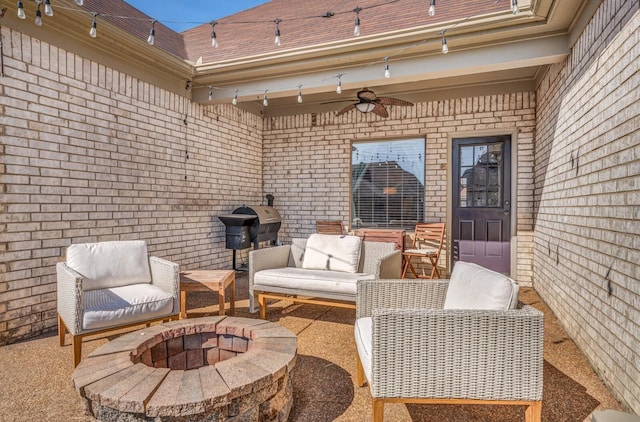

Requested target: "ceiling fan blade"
[
  {"left": 336, "top": 103, "right": 356, "bottom": 117},
  {"left": 372, "top": 103, "right": 389, "bottom": 118},
  {"left": 377, "top": 97, "right": 414, "bottom": 106},
  {"left": 357, "top": 89, "right": 377, "bottom": 101}
]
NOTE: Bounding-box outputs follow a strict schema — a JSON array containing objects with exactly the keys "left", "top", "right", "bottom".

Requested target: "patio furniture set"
[{"left": 57, "top": 232, "right": 543, "bottom": 421}]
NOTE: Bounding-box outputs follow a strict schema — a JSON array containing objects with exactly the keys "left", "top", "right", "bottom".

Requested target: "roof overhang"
[{"left": 191, "top": 0, "right": 597, "bottom": 117}]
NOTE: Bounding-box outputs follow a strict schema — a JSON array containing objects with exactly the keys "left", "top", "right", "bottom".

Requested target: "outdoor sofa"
[{"left": 249, "top": 233, "right": 402, "bottom": 318}]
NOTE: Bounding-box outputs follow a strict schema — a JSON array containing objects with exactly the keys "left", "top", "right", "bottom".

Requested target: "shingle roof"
[
  {"left": 82, "top": 0, "right": 188, "bottom": 59},
  {"left": 182, "top": 0, "right": 508, "bottom": 64}
]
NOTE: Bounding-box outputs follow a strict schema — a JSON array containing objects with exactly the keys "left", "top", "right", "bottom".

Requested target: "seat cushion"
[
  {"left": 354, "top": 317, "right": 373, "bottom": 385},
  {"left": 444, "top": 261, "right": 519, "bottom": 310},
  {"left": 302, "top": 234, "right": 362, "bottom": 273},
  {"left": 254, "top": 267, "right": 374, "bottom": 296},
  {"left": 66, "top": 240, "right": 152, "bottom": 291},
  {"left": 82, "top": 283, "right": 174, "bottom": 331}
]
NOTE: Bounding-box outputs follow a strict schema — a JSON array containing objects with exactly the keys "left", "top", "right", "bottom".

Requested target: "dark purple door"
[{"left": 452, "top": 136, "right": 511, "bottom": 274}]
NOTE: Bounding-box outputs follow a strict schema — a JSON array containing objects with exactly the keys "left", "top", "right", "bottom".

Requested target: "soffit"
[{"left": 190, "top": 0, "right": 596, "bottom": 116}]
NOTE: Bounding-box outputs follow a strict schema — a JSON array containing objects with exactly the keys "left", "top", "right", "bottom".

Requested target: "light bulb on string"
[
  {"left": 511, "top": 0, "right": 519, "bottom": 14},
  {"left": 263, "top": 90, "right": 269, "bottom": 107},
  {"left": 75, "top": 0, "right": 83, "bottom": 5},
  {"left": 428, "top": 0, "right": 435, "bottom": 17},
  {"left": 353, "top": 7, "right": 362, "bottom": 37},
  {"left": 35, "top": 4, "right": 42, "bottom": 26},
  {"left": 208, "top": 86, "right": 213, "bottom": 101},
  {"left": 384, "top": 57, "right": 390, "bottom": 79},
  {"left": 147, "top": 20, "right": 156, "bottom": 45},
  {"left": 17, "top": 1, "right": 26, "bottom": 19},
  {"left": 274, "top": 18, "right": 282, "bottom": 46},
  {"left": 441, "top": 33, "right": 448, "bottom": 54},
  {"left": 44, "top": 0, "right": 53, "bottom": 17},
  {"left": 89, "top": 13, "right": 98, "bottom": 38},
  {"left": 232, "top": 90, "right": 238, "bottom": 106},
  {"left": 210, "top": 21, "right": 218, "bottom": 48},
  {"left": 336, "top": 75, "right": 343, "bottom": 94},
  {"left": 297, "top": 85, "right": 303, "bottom": 104}
]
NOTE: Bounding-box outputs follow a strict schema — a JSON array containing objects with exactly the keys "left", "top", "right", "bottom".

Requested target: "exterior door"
[{"left": 452, "top": 135, "right": 511, "bottom": 274}]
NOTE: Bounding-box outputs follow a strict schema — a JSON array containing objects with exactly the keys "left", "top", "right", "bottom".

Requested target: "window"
[{"left": 351, "top": 138, "right": 425, "bottom": 230}]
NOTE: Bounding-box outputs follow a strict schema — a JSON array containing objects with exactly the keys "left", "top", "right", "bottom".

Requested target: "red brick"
[
  {"left": 205, "top": 347, "right": 220, "bottom": 365},
  {"left": 184, "top": 333, "right": 202, "bottom": 350},
  {"left": 167, "top": 337, "right": 184, "bottom": 357},
  {"left": 168, "top": 351, "right": 187, "bottom": 370},
  {"left": 186, "top": 349, "right": 204, "bottom": 369}
]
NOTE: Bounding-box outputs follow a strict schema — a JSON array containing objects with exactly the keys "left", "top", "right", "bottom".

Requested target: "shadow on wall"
[{"left": 405, "top": 360, "right": 600, "bottom": 421}]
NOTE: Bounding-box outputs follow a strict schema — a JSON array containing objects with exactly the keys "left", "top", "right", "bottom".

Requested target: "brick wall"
[
  {"left": 262, "top": 93, "right": 536, "bottom": 282},
  {"left": 534, "top": 2, "right": 640, "bottom": 413},
  {"left": 0, "top": 27, "right": 264, "bottom": 344}
]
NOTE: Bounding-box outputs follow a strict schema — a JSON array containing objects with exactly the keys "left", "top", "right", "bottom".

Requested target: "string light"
[
  {"left": 353, "top": 7, "right": 362, "bottom": 37},
  {"left": 89, "top": 13, "right": 97, "bottom": 38},
  {"left": 44, "top": 0, "right": 53, "bottom": 17},
  {"left": 511, "top": 0, "right": 519, "bottom": 14},
  {"left": 441, "top": 31, "right": 448, "bottom": 54},
  {"left": 210, "top": 21, "right": 218, "bottom": 48},
  {"left": 34, "top": 3, "right": 42, "bottom": 26},
  {"left": 24, "top": 0, "right": 507, "bottom": 103},
  {"left": 208, "top": 86, "right": 213, "bottom": 100},
  {"left": 147, "top": 19, "right": 156, "bottom": 45},
  {"left": 263, "top": 90, "right": 269, "bottom": 106},
  {"left": 17, "top": 0, "right": 25, "bottom": 19},
  {"left": 274, "top": 18, "right": 282, "bottom": 46}
]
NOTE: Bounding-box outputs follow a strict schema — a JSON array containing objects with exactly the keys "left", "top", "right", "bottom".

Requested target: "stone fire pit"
[{"left": 72, "top": 316, "right": 297, "bottom": 421}]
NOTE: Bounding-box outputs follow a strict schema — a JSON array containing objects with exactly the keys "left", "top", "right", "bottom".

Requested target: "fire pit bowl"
[{"left": 72, "top": 316, "right": 296, "bottom": 421}]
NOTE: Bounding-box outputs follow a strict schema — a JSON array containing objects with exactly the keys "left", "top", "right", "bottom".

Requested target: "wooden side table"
[{"left": 180, "top": 270, "right": 236, "bottom": 319}]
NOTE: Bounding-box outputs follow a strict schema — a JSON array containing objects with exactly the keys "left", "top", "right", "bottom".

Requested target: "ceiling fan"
[{"left": 335, "top": 88, "right": 414, "bottom": 118}]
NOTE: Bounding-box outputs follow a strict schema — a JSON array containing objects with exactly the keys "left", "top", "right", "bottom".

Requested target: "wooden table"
[{"left": 180, "top": 270, "right": 235, "bottom": 319}]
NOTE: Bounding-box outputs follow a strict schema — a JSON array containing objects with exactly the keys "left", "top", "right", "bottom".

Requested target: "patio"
[{"left": 0, "top": 272, "right": 623, "bottom": 421}]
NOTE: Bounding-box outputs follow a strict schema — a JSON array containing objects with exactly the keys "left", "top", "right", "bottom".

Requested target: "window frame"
[{"left": 350, "top": 137, "right": 426, "bottom": 231}]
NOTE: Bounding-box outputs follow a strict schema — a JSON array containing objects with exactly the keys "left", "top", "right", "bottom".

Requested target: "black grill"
[{"left": 218, "top": 195, "right": 281, "bottom": 270}]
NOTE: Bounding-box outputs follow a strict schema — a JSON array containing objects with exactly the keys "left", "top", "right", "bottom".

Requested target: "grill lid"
[{"left": 233, "top": 205, "right": 281, "bottom": 224}]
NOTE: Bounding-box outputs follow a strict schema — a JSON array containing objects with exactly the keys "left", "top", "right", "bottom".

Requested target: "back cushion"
[
  {"left": 443, "top": 261, "right": 519, "bottom": 310},
  {"left": 302, "top": 234, "right": 362, "bottom": 273},
  {"left": 66, "top": 240, "right": 152, "bottom": 291}
]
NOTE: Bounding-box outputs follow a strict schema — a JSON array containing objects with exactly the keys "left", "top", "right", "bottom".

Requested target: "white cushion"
[
  {"left": 443, "top": 261, "right": 519, "bottom": 310},
  {"left": 302, "top": 234, "right": 362, "bottom": 273},
  {"left": 254, "top": 267, "right": 374, "bottom": 296},
  {"left": 354, "top": 317, "right": 373, "bottom": 385},
  {"left": 82, "top": 283, "right": 174, "bottom": 330},
  {"left": 66, "top": 241, "right": 152, "bottom": 291}
]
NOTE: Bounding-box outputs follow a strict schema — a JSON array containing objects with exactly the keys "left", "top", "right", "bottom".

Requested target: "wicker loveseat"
[
  {"left": 355, "top": 261, "right": 544, "bottom": 421},
  {"left": 249, "top": 234, "right": 401, "bottom": 318}
]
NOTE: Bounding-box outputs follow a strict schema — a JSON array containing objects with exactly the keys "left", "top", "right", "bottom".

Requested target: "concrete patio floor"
[{"left": 0, "top": 272, "right": 625, "bottom": 421}]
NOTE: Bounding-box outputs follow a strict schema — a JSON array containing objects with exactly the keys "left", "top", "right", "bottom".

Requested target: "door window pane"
[
  {"left": 458, "top": 142, "right": 503, "bottom": 208},
  {"left": 351, "top": 139, "right": 425, "bottom": 230}
]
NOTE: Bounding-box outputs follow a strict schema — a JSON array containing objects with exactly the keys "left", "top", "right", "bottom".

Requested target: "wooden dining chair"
[
  {"left": 402, "top": 222, "right": 446, "bottom": 279},
  {"left": 316, "top": 220, "right": 345, "bottom": 235}
]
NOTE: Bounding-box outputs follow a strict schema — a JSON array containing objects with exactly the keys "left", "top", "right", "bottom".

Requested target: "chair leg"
[
  {"left": 58, "top": 314, "right": 66, "bottom": 347},
  {"left": 72, "top": 335, "right": 83, "bottom": 368},
  {"left": 429, "top": 256, "right": 440, "bottom": 278},
  {"left": 356, "top": 353, "right": 365, "bottom": 387},
  {"left": 525, "top": 401, "right": 542, "bottom": 422},
  {"left": 372, "top": 398, "right": 384, "bottom": 422},
  {"left": 401, "top": 258, "right": 410, "bottom": 278},
  {"left": 259, "top": 294, "right": 267, "bottom": 320}
]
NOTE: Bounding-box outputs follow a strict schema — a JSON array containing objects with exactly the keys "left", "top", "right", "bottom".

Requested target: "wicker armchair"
[
  {"left": 355, "top": 268, "right": 544, "bottom": 421},
  {"left": 57, "top": 241, "right": 180, "bottom": 367}
]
